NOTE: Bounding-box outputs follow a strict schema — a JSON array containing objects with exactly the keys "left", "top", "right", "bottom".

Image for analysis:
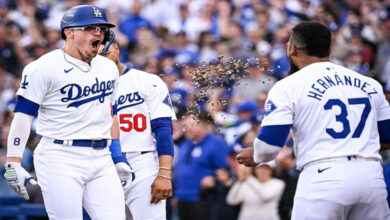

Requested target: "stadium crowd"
[{"left": 0, "top": 0, "right": 390, "bottom": 219}]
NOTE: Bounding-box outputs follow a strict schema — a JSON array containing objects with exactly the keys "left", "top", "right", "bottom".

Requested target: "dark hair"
[
  {"left": 290, "top": 21, "right": 331, "bottom": 58},
  {"left": 184, "top": 111, "right": 213, "bottom": 124}
]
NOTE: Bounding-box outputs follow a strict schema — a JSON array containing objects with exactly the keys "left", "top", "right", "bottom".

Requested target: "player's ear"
[
  {"left": 290, "top": 44, "right": 299, "bottom": 56},
  {"left": 63, "top": 28, "right": 73, "bottom": 40}
]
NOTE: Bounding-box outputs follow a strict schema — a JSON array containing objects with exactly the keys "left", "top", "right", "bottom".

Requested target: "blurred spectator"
[
  {"left": 129, "top": 26, "right": 158, "bottom": 67},
  {"left": 226, "top": 163, "right": 285, "bottom": 220},
  {"left": 174, "top": 112, "right": 229, "bottom": 220},
  {"left": 119, "top": 0, "right": 153, "bottom": 44},
  {"left": 0, "top": 23, "right": 24, "bottom": 75},
  {"left": 199, "top": 167, "right": 240, "bottom": 220},
  {"left": 232, "top": 59, "right": 277, "bottom": 104}
]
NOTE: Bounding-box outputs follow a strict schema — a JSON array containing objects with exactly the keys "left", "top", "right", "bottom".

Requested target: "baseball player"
[
  {"left": 100, "top": 41, "right": 175, "bottom": 219},
  {"left": 237, "top": 21, "right": 390, "bottom": 219},
  {"left": 4, "top": 5, "right": 133, "bottom": 219}
]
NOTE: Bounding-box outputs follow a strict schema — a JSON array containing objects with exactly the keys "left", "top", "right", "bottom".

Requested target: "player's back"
[{"left": 274, "top": 62, "right": 386, "bottom": 169}]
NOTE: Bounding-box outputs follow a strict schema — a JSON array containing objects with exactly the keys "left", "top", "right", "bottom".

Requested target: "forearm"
[
  {"left": 110, "top": 115, "right": 120, "bottom": 139},
  {"left": 158, "top": 155, "right": 173, "bottom": 177},
  {"left": 253, "top": 138, "right": 281, "bottom": 163},
  {"left": 6, "top": 112, "right": 34, "bottom": 162}
]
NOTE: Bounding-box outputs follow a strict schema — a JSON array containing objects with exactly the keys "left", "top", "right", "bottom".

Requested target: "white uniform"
[
  {"left": 114, "top": 68, "right": 175, "bottom": 220},
  {"left": 262, "top": 61, "right": 390, "bottom": 219},
  {"left": 17, "top": 49, "right": 125, "bottom": 219}
]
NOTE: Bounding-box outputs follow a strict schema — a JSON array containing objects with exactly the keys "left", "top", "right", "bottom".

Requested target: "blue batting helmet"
[{"left": 60, "top": 5, "right": 115, "bottom": 40}]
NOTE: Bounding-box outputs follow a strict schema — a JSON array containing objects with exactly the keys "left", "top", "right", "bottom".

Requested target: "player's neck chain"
[{"left": 61, "top": 49, "right": 91, "bottom": 73}]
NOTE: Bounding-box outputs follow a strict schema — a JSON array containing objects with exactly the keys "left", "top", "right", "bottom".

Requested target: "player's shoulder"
[
  {"left": 23, "top": 49, "right": 62, "bottom": 73},
  {"left": 94, "top": 54, "right": 118, "bottom": 69},
  {"left": 126, "top": 68, "right": 165, "bottom": 84},
  {"left": 128, "top": 68, "right": 160, "bottom": 79},
  {"left": 333, "top": 62, "right": 383, "bottom": 88}
]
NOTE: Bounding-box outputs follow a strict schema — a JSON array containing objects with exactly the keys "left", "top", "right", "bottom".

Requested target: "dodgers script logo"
[
  {"left": 60, "top": 78, "right": 115, "bottom": 108},
  {"left": 115, "top": 91, "right": 145, "bottom": 112}
]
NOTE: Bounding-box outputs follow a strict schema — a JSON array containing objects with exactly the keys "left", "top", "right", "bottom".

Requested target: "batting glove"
[
  {"left": 115, "top": 161, "right": 135, "bottom": 190},
  {"left": 4, "top": 162, "right": 38, "bottom": 200}
]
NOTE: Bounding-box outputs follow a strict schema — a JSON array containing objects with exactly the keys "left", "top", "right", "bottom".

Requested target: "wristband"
[
  {"left": 157, "top": 174, "right": 172, "bottom": 180},
  {"left": 159, "top": 167, "right": 172, "bottom": 171}
]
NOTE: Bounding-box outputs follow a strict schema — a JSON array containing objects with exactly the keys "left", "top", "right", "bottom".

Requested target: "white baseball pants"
[
  {"left": 292, "top": 157, "right": 390, "bottom": 220},
  {"left": 124, "top": 151, "right": 166, "bottom": 220},
  {"left": 34, "top": 137, "right": 126, "bottom": 220}
]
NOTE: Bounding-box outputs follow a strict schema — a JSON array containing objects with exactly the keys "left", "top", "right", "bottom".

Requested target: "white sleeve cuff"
[{"left": 253, "top": 138, "right": 281, "bottom": 164}]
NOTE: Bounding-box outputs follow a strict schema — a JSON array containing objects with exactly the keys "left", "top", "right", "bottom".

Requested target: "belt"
[
  {"left": 302, "top": 156, "right": 380, "bottom": 170},
  {"left": 125, "top": 151, "right": 154, "bottom": 159},
  {"left": 53, "top": 139, "right": 108, "bottom": 148}
]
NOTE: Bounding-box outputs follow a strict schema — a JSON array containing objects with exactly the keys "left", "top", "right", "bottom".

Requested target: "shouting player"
[
  {"left": 237, "top": 21, "right": 390, "bottom": 219},
  {"left": 100, "top": 41, "right": 175, "bottom": 219},
  {"left": 4, "top": 5, "right": 133, "bottom": 219}
]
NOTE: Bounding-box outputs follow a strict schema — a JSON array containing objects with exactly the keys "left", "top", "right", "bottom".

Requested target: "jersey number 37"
[{"left": 324, "top": 97, "right": 371, "bottom": 139}]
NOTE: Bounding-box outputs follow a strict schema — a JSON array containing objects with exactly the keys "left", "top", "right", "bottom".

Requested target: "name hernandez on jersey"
[
  {"left": 114, "top": 69, "right": 176, "bottom": 152},
  {"left": 16, "top": 49, "right": 119, "bottom": 140},
  {"left": 262, "top": 61, "right": 390, "bottom": 170},
  {"left": 307, "top": 71, "right": 378, "bottom": 101}
]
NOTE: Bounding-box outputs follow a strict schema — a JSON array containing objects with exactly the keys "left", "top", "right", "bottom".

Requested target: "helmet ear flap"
[
  {"left": 101, "top": 31, "right": 115, "bottom": 55},
  {"left": 102, "top": 30, "right": 111, "bottom": 45}
]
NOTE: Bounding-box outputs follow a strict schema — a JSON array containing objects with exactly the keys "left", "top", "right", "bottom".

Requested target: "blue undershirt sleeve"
[
  {"left": 14, "top": 96, "right": 39, "bottom": 117},
  {"left": 257, "top": 124, "right": 292, "bottom": 147},
  {"left": 378, "top": 119, "right": 390, "bottom": 143},
  {"left": 151, "top": 117, "right": 174, "bottom": 157}
]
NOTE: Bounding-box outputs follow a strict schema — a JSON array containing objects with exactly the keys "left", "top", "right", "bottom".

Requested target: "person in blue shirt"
[
  {"left": 175, "top": 112, "right": 229, "bottom": 220},
  {"left": 119, "top": 0, "right": 153, "bottom": 44}
]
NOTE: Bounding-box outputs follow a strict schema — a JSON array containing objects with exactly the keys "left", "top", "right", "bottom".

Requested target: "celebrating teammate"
[
  {"left": 4, "top": 5, "right": 133, "bottom": 219},
  {"left": 100, "top": 41, "right": 175, "bottom": 219},
  {"left": 237, "top": 21, "right": 390, "bottom": 219}
]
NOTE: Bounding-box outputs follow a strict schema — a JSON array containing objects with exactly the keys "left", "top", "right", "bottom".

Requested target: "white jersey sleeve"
[
  {"left": 16, "top": 60, "right": 52, "bottom": 105},
  {"left": 261, "top": 80, "right": 294, "bottom": 126},
  {"left": 144, "top": 74, "right": 177, "bottom": 120},
  {"left": 373, "top": 80, "right": 390, "bottom": 121}
]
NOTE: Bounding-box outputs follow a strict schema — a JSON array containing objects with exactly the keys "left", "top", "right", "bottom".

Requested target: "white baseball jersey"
[
  {"left": 262, "top": 61, "right": 390, "bottom": 170},
  {"left": 16, "top": 49, "right": 119, "bottom": 140},
  {"left": 114, "top": 69, "right": 176, "bottom": 152}
]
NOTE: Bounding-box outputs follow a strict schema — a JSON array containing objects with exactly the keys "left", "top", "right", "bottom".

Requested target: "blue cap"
[
  {"left": 236, "top": 100, "right": 257, "bottom": 112},
  {"left": 250, "top": 110, "right": 265, "bottom": 124}
]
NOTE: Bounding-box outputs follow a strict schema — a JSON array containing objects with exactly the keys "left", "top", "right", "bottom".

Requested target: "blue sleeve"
[
  {"left": 151, "top": 117, "right": 174, "bottom": 157},
  {"left": 378, "top": 119, "right": 390, "bottom": 143},
  {"left": 109, "top": 139, "right": 127, "bottom": 164},
  {"left": 14, "top": 96, "right": 39, "bottom": 117},
  {"left": 257, "top": 124, "right": 292, "bottom": 147}
]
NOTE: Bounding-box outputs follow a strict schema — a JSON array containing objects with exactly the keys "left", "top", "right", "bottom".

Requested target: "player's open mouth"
[{"left": 91, "top": 40, "right": 100, "bottom": 50}]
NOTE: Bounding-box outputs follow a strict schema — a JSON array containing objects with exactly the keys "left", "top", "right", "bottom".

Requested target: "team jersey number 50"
[
  {"left": 119, "top": 114, "right": 147, "bottom": 132},
  {"left": 324, "top": 97, "right": 371, "bottom": 139}
]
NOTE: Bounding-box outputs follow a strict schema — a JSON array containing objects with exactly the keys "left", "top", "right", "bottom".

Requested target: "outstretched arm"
[{"left": 150, "top": 117, "right": 174, "bottom": 204}]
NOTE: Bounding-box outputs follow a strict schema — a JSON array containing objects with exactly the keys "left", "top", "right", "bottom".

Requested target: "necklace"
[{"left": 62, "top": 49, "right": 92, "bottom": 73}]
